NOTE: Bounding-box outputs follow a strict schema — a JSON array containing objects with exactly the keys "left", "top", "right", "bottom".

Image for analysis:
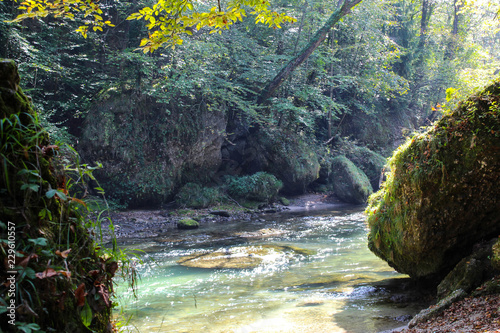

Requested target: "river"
[{"left": 114, "top": 204, "right": 429, "bottom": 332}]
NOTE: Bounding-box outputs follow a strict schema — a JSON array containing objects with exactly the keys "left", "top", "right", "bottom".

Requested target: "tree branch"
[{"left": 257, "top": 0, "right": 363, "bottom": 104}]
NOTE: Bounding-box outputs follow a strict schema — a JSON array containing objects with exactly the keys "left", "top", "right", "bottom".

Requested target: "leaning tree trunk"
[
  {"left": 257, "top": 0, "right": 363, "bottom": 104},
  {"left": 445, "top": 0, "right": 461, "bottom": 60}
]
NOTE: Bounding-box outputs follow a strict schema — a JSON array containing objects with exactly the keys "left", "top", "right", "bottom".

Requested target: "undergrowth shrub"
[{"left": 224, "top": 172, "right": 283, "bottom": 202}]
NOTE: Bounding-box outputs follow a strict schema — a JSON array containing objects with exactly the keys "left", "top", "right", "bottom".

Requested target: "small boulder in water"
[{"left": 177, "top": 218, "right": 199, "bottom": 230}]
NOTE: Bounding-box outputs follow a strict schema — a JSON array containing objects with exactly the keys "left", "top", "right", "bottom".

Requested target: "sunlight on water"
[{"left": 115, "top": 207, "right": 422, "bottom": 333}]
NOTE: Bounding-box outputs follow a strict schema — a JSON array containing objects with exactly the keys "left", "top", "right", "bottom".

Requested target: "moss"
[
  {"left": 492, "top": 239, "right": 500, "bottom": 271},
  {"left": 366, "top": 79, "right": 500, "bottom": 279},
  {"left": 279, "top": 197, "right": 290, "bottom": 206},
  {"left": 175, "top": 183, "right": 222, "bottom": 208},
  {"left": 224, "top": 172, "right": 283, "bottom": 202},
  {"left": 338, "top": 140, "right": 388, "bottom": 191},
  {"left": 177, "top": 218, "right": 200, "bottom": 230}
]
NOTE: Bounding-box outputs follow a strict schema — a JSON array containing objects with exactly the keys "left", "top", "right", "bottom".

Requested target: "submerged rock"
[
  {"left": 177, "top": 245, "right": 314, "bottom": 269},
  {"left": 366, "top": 80, "right": 500, "bottom": 279},
  {"left": 330, "top": 155, "right": 373, "bottom": 204}
]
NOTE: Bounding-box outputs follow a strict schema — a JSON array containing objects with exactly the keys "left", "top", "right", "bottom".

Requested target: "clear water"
[{"left": 115, "top": 206, "right": 426, "bottom": 333}]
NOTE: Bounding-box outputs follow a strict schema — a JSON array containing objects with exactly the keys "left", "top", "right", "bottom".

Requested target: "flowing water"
[{"left": 115, "top": 205, "right": 428, "bottom": 333}]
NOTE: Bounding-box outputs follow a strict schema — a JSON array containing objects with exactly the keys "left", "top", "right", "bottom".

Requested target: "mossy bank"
[{"left": 0, "top": 60, "right": 119, "bottom": 332}]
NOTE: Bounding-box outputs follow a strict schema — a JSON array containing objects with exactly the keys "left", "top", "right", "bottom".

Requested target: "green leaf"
[
  {"left": 28, "top": 237, "right": 48, "bottom": 247},
  {"left": 80, "top": 300, "right": 93, "bottom": 327},
  {"left": 21, "top": 183, "right": 40, "bottom": 192},
  {"left": 46, "top": 189, "right": 57, "bottom": 198},
  {"left": 55, "top": 191, "right": 68, "bottom": 201}
]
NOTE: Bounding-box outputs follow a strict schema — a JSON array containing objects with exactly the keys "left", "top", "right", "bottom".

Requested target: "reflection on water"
[{"left": 115, "top": 206, "right": 427, "bottom": 333}]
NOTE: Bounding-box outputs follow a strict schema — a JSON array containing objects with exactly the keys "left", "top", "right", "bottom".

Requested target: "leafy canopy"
[{"left": 9, "top": 0, "right": 296, "bottom": 51}]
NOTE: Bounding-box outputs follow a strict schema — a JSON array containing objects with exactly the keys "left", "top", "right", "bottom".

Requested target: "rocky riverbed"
[{"left": 94, "top": 193, "right": 342, "bottom": 242}]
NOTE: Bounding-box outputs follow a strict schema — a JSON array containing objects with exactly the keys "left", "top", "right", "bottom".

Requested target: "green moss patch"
[{"left": 177, "top": 218, "right": 200, "bottom": 230}]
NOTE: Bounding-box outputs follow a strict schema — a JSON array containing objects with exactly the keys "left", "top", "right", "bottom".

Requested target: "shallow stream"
[{"left": 115, "top": 205, "right": 429, "bottom": 333}]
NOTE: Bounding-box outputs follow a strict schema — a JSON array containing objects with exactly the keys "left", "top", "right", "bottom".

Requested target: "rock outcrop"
[
  {"left": 79, "top": 92, "right": 226, "bottom": 206},
  {"left": 366, "top": 80, "right": 500, "bottom": 280}
]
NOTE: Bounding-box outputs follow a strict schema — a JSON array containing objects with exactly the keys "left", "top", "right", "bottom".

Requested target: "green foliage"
[
  {"left": 224, "top": 171, "right": 282, "bottom": 202},
  {"left": 175, "top": 183, "right": 222, "bottom": 208},
  {"left": 12, "top": 0, "right": 296, "bottom": 50},
  {"left": 129, "top": 0, "right": 296, "bottom": 51},
  {"left": 2, "top": 0, "right": 499, "bottom": 208}
]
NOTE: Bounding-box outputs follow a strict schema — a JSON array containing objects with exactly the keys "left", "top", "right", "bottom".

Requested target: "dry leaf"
[
  {"left": 75, "top": 283, "right": 87, "bottom": 307},
  {"left": 55, "top": 249, "right": 71, "bottom": 258},
  {"left": 36, "top": 268, "right": 59, "bottom": 279}
]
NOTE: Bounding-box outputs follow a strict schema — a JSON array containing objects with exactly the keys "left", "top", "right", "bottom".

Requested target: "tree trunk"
[
  {"left": 419, "top": 0, "right": 434, "bottom": 48},
  {"left": 445, "top": 0, "right": 461, "bottom": 60},
  {"left": 257, "top": 0, "right": 363, "bottom": 104}
]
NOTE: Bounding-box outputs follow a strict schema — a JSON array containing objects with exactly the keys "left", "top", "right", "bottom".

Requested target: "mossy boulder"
[
  {"left": 257, "top": 130, "right": 320, "bottom": 194},
  {"left": 177, "top": 218, "right": 200, "bottom": 230},
  {"left": 366, "top": 80, "right": 500, "bottom": 280},
  {"left": 330, "top": 155, "right": 373, "bottom": 204},
  {"left": 342, "top": 144, "right": 387, "bottom": 191}
]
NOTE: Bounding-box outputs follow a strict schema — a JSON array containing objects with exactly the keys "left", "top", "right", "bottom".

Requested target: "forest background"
[{"left": 0, "top": 0, "right": 499, "bottom": 208}]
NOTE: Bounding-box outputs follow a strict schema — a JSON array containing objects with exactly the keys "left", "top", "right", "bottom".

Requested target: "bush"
[
  {"left": 224, "top": 172, "right": 283, "bottom": 202},
  {"left": 175, "top": 183, "right": 222, "bottom": 208}
]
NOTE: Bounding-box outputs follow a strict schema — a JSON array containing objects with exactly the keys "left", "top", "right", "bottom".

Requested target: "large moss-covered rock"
[
  {"left": 366, "top": 80, "right": 500, "bottom": 279},
  {"left": 258, "top": 130, "right": 320, "bottom": 194},
  {"left": 342, "top": 144, "right": 387, "bottom": 191},
  {"left": 79, "top": 91, "right": 226, "bottom": 207},
  {"left": 330, "top": 155, "right": 373, "bottom": 204}
]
